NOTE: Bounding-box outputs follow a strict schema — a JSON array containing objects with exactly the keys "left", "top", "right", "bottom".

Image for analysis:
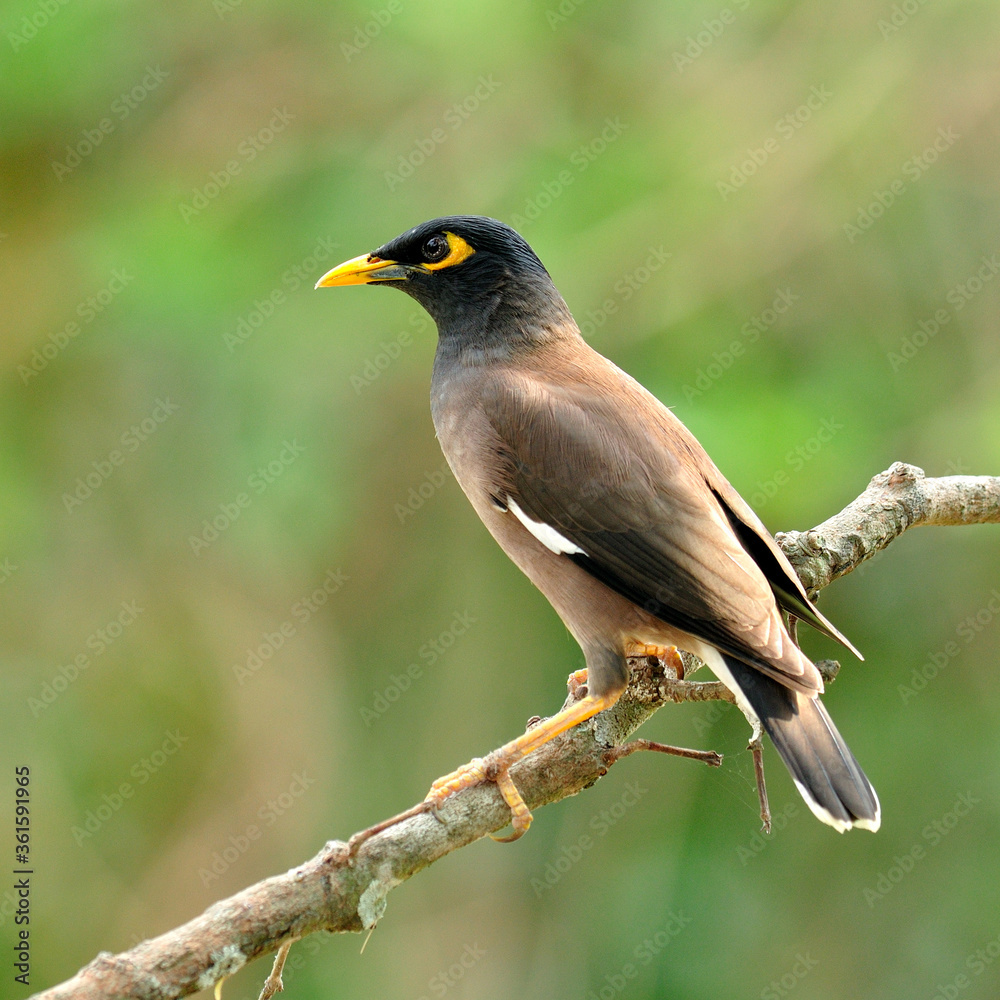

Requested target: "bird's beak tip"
[{"left": 315, "top": 253, "right": 407, "bottom": 289}]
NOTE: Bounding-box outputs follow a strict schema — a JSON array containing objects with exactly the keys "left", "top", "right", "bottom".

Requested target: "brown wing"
[
  {"left": 481, "top": 371, "right": 823, "bottom": 692},
  {"left": 704, "top": 472, "right": 862, "bottom": 658}
]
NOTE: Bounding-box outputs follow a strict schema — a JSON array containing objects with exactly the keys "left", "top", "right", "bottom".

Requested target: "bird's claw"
[
  {"left": 424, "top": 754, "right": 533, "bottom": 842},
  {"left": 566, "top": 668, "right": 589, "bottom": 699},
  {"left": 489, "top": 763, "right": 533, "bottom": 841},
  {"left": 425, "top": 757, "right": 488, "bottom": 809}
]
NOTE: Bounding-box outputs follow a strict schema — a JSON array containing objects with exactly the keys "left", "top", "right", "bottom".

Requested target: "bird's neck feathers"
[{"left": 426, "top": 272, "right": 582, "bottom": 369}]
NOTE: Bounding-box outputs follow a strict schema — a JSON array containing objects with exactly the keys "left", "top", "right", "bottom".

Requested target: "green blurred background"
[{"left": 3, "top": 1, "right": 1000, "bottom": 998}]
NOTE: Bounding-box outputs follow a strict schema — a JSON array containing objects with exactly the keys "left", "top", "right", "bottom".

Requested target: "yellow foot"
[
  {"left": 426, "top": 756, "right": 488, "bottom": 802},
  {"left": 425, "top": 754, "right": 533, "bottom": 841},
  {"left": 626, "top": 642, "right": 666, "bottom": 658},
  {"left": 424, "top": 689, "right": 621, "bottom": 844},
  {"left": 625, "top": 642, "right": 685, "bottom": 678},
  {"left": 491, "top": 767, "right": 533, "bottom": 841},
  {"left": 567, "top": 667, "right": 589, "bottom": 698}
]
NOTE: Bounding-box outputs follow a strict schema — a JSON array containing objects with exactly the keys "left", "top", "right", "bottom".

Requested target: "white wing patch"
[{"left": 506, "top": 498, "right": 585, "bottom": 556}]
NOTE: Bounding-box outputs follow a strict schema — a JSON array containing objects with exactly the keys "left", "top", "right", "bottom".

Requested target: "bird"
[{"left": 315, "top": 215, "right": 880, "bottom": 838}]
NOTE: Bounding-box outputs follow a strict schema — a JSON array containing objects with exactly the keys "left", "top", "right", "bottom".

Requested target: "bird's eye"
[{"left": 422, "top": 234, "right": 450, "bottom": 262}]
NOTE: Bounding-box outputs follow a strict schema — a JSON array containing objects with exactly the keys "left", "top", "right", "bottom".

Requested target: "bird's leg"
[{"left": 425, "top": 689, "right": 622, "bottom": 841}]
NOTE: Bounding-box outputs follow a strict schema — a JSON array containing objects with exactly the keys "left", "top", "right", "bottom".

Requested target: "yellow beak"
[{"left": 314, "top": 253, "right": 411, "bottom": 288}]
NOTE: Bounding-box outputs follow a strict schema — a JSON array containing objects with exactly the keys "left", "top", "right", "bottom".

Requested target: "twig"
[
  {"left": 748, "top": 723, "right": 771, "bottom": 834},
  {"left": 30, "top": 463, "right": 1000, "bottom": 1000},
  {"left": 602, "top": 738, "right": 723, "bottom": 768},
  {"left": 775, "top": 462, "right": 1000, "bottom": 594},
  {"left": 257, "top": 940, "right": 296, "bottom": 1000}
]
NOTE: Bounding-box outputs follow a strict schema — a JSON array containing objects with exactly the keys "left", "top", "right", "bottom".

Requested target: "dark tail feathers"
[{"left": 723, "top": 655, "right": 880, "bottom": 833}]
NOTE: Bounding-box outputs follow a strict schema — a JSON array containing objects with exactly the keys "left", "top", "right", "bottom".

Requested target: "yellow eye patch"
[{"left": 424, "top": 231, "right": 476, "bottom": 271}]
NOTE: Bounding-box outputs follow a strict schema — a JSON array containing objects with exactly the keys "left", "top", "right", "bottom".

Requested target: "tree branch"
[
  {"left": 31, "top": 463, "right": 1000, "bottom": 1000},
  {"left": 775, "top": 462, "right": 1000, "bottom": 593}
]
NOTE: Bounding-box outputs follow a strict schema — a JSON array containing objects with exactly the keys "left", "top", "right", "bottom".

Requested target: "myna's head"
[{"left": 316, "top": 216, "right": 572, "bottom": 350}]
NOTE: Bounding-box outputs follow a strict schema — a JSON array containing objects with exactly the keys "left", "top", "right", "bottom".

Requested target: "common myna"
[{"left": 316, "top": 216, "right": 880, "bottom": 836}]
